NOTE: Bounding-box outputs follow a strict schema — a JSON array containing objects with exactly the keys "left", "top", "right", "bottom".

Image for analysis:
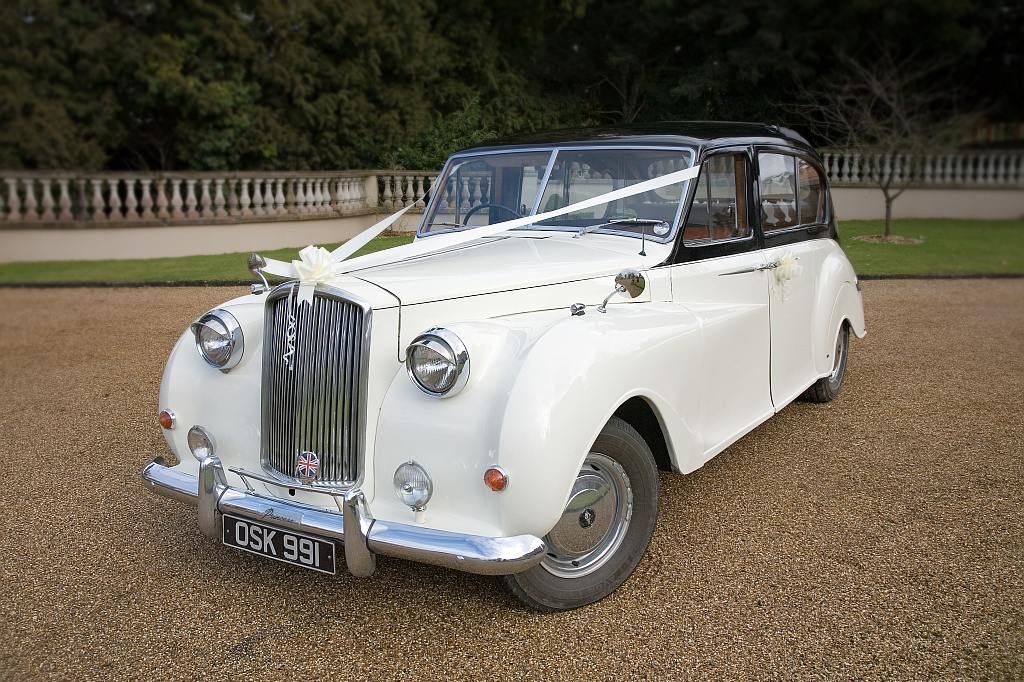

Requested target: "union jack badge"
[{"left": 295, "top": 450, "right": 320, "bottom": 484}]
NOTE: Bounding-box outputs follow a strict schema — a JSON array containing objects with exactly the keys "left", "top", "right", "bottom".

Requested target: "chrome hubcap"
[
  {"left": 541, "top": 453, "right": 633, "bottom": 578},
  {"left": 830, "top": 329, "right": 847, "bottom": 384}
]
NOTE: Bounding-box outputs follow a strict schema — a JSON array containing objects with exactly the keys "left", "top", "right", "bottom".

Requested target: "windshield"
[{"left": 419, "top": 147, "right": 695, "bottom": 241}]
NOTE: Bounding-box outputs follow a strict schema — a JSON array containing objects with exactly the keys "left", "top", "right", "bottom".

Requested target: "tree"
[
  {"left": 791, "top": 50, "right": 978, "bottom": 239},
  {"left": 0, "top": 0, "right": 1011, "bottom": 172}
]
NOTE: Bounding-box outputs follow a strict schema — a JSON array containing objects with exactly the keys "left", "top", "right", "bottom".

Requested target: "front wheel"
[
  {"left": 504, "top": 417, "right": 659, "bottom": 611},
  {"left": 801, "top": 323, "right": 850, "bottom": 403}
]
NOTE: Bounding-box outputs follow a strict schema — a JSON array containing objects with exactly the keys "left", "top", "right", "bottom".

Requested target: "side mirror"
[
  {"left": 247, "top": 252, "right": 267, "bottom": 273},
  {"left": 615, "top": 269, "right": 645, "bottom": 298},
  {"left": 599, "top": 269, "right": 646, "bottom": 313},
  {"left": 248, "top": 252, "right": 269, "bottom": 293}
]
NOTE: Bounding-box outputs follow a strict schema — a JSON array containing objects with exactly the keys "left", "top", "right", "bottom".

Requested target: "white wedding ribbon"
[
  {"left": 334, "top": 163, "right": 701, "bottom": 274},
  {"left": 257, "top": 163, "right": 700, "bottom": 365},
  {"left": 259, "top": 163, "right": 700, "bottom": 292}
]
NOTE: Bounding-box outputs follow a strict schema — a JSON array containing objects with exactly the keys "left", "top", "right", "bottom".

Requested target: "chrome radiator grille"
[{"left": 261, "top": 286, "right": 368, "bottom": 485}]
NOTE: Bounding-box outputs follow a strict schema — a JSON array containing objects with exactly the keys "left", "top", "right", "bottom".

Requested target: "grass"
[
  {"left": 839, "top": 219, "right": 1024, "bottom": 276},
  {"left": 0, "top": 219, "right": 1020, "bottom": 283}
]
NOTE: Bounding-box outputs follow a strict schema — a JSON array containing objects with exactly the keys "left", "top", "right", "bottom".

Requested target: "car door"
[
  {"left": 755, "top": 149, "right": 833, "bottom": 407},
  {"left": 669, "top": 148, "right": 775, "bottom": 459}
]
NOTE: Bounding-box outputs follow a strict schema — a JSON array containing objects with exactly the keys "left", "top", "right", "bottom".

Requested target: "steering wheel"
[{"left": 462, "top": 203, "right": 523, "bottom": 225}]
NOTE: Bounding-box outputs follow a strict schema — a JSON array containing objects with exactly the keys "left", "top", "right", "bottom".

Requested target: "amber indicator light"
[
  {"left": 483, "top": 467, "right": 508, "bottom": 492},
  {"left": 158, "top": 409, "right": 175, "bottom": 430}
]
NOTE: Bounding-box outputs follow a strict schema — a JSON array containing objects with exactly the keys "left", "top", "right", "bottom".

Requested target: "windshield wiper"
[{"left": 573, "top": 217, "right": 670, "bottom": 238}]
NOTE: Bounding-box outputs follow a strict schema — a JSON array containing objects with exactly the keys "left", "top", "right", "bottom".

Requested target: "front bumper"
[{"left": 141, "top": 456, "right": 545, "bottom": 576}]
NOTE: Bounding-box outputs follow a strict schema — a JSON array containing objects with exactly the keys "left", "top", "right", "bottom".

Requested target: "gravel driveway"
[{"left": 0, "top": 280, "right": 1021, "bottom": 681}]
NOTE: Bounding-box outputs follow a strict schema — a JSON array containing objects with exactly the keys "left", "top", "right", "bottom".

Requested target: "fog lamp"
[
  {"left": 393, "top": 461, "right": 433, "bottom": 511},
  {"left": 187, "top": 425, "right": 216, "bottom": 461}
]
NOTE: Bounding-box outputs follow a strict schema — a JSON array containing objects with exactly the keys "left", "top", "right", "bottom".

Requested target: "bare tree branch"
[{"left": 785, "top": 45, "right": 983, "bottom": 237}]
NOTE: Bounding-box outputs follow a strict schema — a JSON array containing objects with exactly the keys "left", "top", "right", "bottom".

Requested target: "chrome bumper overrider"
[{"left": 141, "top": 456, "right": 545, "bottom": 576}]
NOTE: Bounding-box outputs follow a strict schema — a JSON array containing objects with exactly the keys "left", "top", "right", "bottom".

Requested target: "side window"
[
  {"left": 682, "top": 153, "right": 751, "bottom": 244},
  {"left": 798, "top": 158, "right": 825, "bottom": 224},
  {"left": 758, "top": 153, "right": 797, "bottom": 232}
]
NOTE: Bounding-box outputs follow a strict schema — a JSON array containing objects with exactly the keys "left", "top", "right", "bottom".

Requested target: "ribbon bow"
[{"left": 292, "top": 245, "right": 345, "bottom": 307}]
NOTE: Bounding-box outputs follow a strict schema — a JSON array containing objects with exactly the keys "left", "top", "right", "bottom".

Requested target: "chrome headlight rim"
[
  {"left": 405, "top": 327, "right": 470, "bottom": 398},
  {"left": 190, "top": 308, "right": 244, "bottom": 371}
]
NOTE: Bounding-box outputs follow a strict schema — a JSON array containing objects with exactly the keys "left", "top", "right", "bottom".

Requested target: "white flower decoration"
[{"left": 772, "top": 252, "right": 802, "bottom": 300}]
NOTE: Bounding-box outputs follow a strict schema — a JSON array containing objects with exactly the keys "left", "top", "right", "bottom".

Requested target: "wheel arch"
[{"left": 613, "top": 396, "right": 673, "bottom": 472}]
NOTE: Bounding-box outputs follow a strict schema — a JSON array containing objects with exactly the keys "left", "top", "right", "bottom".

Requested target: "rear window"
[
  {"left": 758, "top": 153, "right": 798, "bottom": 232},
  {"left": 798, "top": 158, "right": 825, "bottom": 225},
  {"left": 759, "top": 152, "right": 827, "bottom": 231}
]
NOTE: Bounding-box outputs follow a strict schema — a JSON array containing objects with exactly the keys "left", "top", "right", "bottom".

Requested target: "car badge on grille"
[{"left": 295, "top": 450, "right": 320, "bottom": 484}]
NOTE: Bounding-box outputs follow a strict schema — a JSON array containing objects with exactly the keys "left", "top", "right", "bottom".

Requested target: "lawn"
[
  {"left": 838, "top": 219, "right": 1024, "bottom": 277},
  {"left": 0, "top": 219, "right": 1020, "bottom": 284}
]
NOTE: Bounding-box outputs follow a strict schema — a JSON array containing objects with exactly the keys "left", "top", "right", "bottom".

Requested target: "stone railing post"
[
  {"left": 276, "top": 178, "right": 287, "bottom": 216},
  {"left": 213, "top": 179, "right": 227, "bottom": 218},
  {"left": 124, "top": 176, "right": 139, "bottom": 220},
  {"left": 237, "top": 176, "right": 251, "bottom": 216},
  {"left": 184, "top": 179, "right": 198, "bottom": 219},
  {"left": 108, "top": 178, "right": 124, "bottom": 221},
  {"left": 364, "top": 173, "right": 379, "bottom": 211},
  {"left": 5, "top": 179, "right": 21, "bottom": 221},
  {"left": 154, "top": 178, "right": 169, "bottom": 220}
]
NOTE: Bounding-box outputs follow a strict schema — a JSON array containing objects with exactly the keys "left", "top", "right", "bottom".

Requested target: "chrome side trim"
[
  {"left": 141, "top": 457, "right": 545, "bottom": 577},
  {"left": 718, "top": 261, "right": 779, "bottom": 276}
]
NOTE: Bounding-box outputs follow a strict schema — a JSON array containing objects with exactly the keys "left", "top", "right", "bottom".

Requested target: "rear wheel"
[
  {"left": 504, "top": 417, "right": 659, "bottom": 611},
  {"left": 802, "top": 323, "right": 850, "bottom": 403}
]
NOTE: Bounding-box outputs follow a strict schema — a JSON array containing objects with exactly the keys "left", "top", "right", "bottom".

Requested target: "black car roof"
[{"left": 460, "top": 121, "right": 814, "bottom": 155}]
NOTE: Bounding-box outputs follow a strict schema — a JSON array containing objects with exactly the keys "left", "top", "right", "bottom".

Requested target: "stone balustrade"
[
  {"left": 1, "top": 151, "right": 1021, "bottom": 227},
  {"left": 821, "top": 150, "right": 1024, "bottom": 188},
  {"left": 0, "top": 172, "right": 381, "bottom": 226},
  {"left": 377, "top": 171, "right": 435, "bottom": 211}
]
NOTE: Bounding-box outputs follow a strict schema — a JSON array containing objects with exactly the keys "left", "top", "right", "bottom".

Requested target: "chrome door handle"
[{"left": 719, "top": 261, "right": 778, "bottom": 276}]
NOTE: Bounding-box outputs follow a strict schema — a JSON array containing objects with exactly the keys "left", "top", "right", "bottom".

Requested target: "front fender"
[
  {"left": 495, "top": 303, "right": 705, "bottom": 537},
  {"left": 372, "top": 312, "right": 562, "bottom": 536},
  {"left": 373, "top": 303, "right": 706, "bottom": 539}
]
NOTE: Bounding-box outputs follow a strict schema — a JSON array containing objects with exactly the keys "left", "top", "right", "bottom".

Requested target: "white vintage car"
[{"left": 143, "top": 122, "right": 866, "bottom": 611}]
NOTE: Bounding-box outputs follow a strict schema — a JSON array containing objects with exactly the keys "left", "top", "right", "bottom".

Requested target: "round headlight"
[
  {"left": 393, "top": 461, "right": 433, "bottom": 510},
  {"left": 190, "top": 309, "right": 243, "bottom": 371},
  {"left": 405, "top": 328, "right": 470, "bottom": 397},
  {"left": 187, "top": 425, "right": 215, "bottom": 461}
]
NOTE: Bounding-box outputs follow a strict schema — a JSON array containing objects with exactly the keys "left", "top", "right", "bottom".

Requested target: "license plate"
[{"left": 222, "top": 515, "right": 336, "bottom": 575}]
